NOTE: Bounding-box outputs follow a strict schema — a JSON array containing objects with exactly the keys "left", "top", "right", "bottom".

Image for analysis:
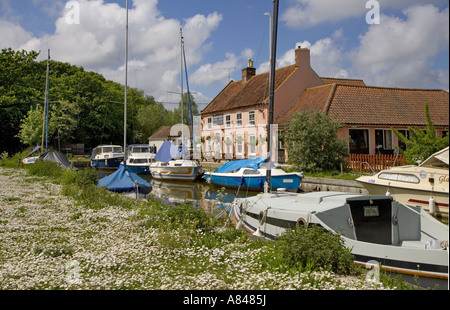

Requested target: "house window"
[
  {"left": 207, "top": 117, "right": 212, "bottom": 130},
  {"left": 213, "top": 114, "right": 223, "bottom": 126},
  {"left": 236, "top": 112, "right": 242, "bottom": 127},
  {"left": 225, "top": 114, "right": 231, "bottom": 128},
  {"left": 249, "top": 135, "right": 256, "bottom": 155},
  {"left": 248, "top": 111, "right": 255, "bottom": 126},
  {"left": 225, "top": 136, "right": 232, "bottom": 155},
  {"left": 236, "top": 135, "right": 243, "bottom": 154},
  {"left": 349, "top": 129, "right": 369, "bottom": 154},
  {"left": 375, "top": 129, "right": 393, "bottom": 154},
  {"left": 397, "top": 129, "right": 410, "bottom": 151}
]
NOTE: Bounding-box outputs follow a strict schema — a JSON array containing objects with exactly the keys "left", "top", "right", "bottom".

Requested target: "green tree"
[
  {"left": 173, "top": 92, "right": 199, "bottom": 125},
  {"left": 287, "top": 110, "right": 349, "bottom": 172},
  {"left": 393, "top": 102, "right": 449, "bottom": 164},
  {"left": 17, "top": 105, "right": 44, "bottom": 147}
]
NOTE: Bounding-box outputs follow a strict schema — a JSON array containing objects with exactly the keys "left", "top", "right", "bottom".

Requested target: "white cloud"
[
  {"left": 0, "top": 0, "right": 223, "bottom": 103},
  {"left": 352, "top": 4, "right": 449, "bottom": 89}
]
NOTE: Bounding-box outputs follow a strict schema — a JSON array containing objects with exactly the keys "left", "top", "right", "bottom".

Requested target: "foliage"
[
  {"left": 263, "top": 225, "right": 357, "bottom": 275},
  {"left": 393, "top": 102, "right": 449, "bottom": 164},
  {"left": 286, "top": 110, "right": 349, "bottom": 172}
]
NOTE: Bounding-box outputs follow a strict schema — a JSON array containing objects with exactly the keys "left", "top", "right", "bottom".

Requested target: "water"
[{"left": 97, "top": 170, "right": 259, "bottom": 218}]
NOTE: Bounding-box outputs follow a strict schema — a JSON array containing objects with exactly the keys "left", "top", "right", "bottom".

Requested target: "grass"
[{"left": 0, "top": 160, "right": 418, "bottom": 290}]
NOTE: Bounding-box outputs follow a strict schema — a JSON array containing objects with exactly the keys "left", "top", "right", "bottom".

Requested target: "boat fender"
[
  {"left": 385, "top": 189, "right": 391, "bottom": 196},
  {"left": 296, "top": 218, "right": 307, "bottom": 229},
  {"left": 428, "top": 196, "right": 435, "bottom": 215}
]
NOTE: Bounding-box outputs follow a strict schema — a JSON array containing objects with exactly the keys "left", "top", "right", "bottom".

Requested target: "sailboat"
[
  {"left": 98, "top": 0, "right": 151, "bottom": 195},
  {"left": 150, "top": 28, "right": 202, "bottom": 182},
  {"left": 232, "top": 0, "right": 449, "bottom": 289}
]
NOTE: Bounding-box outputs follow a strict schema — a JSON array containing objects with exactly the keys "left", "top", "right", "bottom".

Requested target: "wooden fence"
[{"left": 345, "top": 154, "right": 407, "bottom": 173}]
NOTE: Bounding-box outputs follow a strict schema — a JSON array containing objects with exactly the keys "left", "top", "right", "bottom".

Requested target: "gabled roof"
[
  {"left": 201, "top": 65, "right": 297, "bottom": 115},
  {"left": 276, "top": 84, "right": 449, "bottom": 127},
  {"left": 148, "top": 126, "right": 177, "bottom": 140},
  {"left": 321, "top": 77, "right": 366, "bottom": 87}
]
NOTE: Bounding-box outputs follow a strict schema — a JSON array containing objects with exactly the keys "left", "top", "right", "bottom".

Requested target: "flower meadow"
[{"left": 0, "top": 166, "right": 393, "bottom": 290}]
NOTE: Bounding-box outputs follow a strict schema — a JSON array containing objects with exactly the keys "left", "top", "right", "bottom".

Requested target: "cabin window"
[
  {"left": 378, "top": 173, "right": 420, "bottom": 184},
  {"left": 225, "top": 114, "right": 231, "bottom": 128},
  {"left": 236, "top": 112, "right": 242, "bottom": 127},
  {"left": 248, "top": 111, "right": 255, "bottom": 126}
]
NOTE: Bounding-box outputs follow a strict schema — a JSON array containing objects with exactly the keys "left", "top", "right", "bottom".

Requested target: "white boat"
[
  {"left": 356, "top": 147, "right": 449, "bottom": 221},
  {"left": 90, "top": 144, "right": 124, "bottom": 170},
  {"left": 232, "top": 191, "right": 449, "bottom": 288},
  {"left": 204, "top": 157, "right": 303, "bottom": 191},
  {"left": 125, "top": 144, "right": 155, "bottom": 174}
]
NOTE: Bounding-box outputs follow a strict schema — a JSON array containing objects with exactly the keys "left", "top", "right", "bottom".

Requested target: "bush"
[
  {"left": 268, "top": 225, "right": 357, "bottom": 275},
  {"left": 26, "top": 160, "right": 64, "bottom": 178}
]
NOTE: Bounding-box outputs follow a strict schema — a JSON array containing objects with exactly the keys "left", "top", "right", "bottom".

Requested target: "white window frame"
[
  {"left": 207, "top": 117, "right": 212, "bottom": 130},
  {"left": 225, "top": 114, "right": 231, "bottom": 128},
  {"left": 236, "top": 112, "right": 242, "bottom": 128},
  {"left": 249, "top": 134, "right": 256, "bottom": 155},
  {"left": 248, "top": 110, "right": 255, "bottom": 126},
  {"left": 236, "top": 134, "right": 243, "bottom": 155}
]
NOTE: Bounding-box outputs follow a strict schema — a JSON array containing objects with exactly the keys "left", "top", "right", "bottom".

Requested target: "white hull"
[
  {"left": 233, "top": 191, "right": 448, "bottom": 288},
  {"left": 150, "top": 159, "right": 202, "bottom": 181}
]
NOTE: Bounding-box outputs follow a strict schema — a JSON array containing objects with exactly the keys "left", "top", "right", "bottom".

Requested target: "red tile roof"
[
  {"left": 201, "top": 65, "right": 297, "bottom": 115},
  {"left": 321, "top": 77, "right": 366, "bottom": 87},
  {"left": 276, "top": 84, "right": 449, "bottom": 127}
]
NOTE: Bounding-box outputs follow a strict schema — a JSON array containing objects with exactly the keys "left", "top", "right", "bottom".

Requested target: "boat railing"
[{"left": 359, "top": 162, "right": 376, "bottom": 176}]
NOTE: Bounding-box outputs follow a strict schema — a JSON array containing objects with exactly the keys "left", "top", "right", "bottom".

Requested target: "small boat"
[
  {"left": 98, "top": 164, "right": 152, "bottom": 195},
  {"left": 125, "top": 144, "right": 155, "bottom": 174},
  {"left": 150, "top": 140, "right": 203, "bottom": 181},
  {"left": 233, "top": 191, "right": 449, "bottom": 288},
  {"left": 356, "top": 147, "right": 449, "bottom": 221},
  {"left": 204, "top": 157, "right": 304, "bottom": 191},
  {"left": 21, "top": 146, "right": 41, "bottom": 165},
  {"left": 90, "top": 144, "right": 124, "bottom": 170}
]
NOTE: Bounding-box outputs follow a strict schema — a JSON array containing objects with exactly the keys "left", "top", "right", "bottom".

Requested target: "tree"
[
  {"left": 393, "top": 102, "right": 449, "bottom": 164},
  {"left": 173, "top": 92, "right": 199, "bottom": 126},
  {"left": 286, "top": 110, "right": 349, "bottom": 172}
]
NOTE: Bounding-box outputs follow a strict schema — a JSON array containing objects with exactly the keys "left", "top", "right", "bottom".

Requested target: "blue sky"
[{"left": 1, "top": 0, "right": 449, "bottom": 110}]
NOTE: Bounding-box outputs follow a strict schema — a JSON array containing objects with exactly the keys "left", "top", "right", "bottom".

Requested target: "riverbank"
[{"left": 0, "top": 166, "right": 398, "bottom": 291}]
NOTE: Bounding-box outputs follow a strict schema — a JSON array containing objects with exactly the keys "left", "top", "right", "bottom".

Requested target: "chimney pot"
[{"left": 242, "top": 58, "right": 255, "bottom": 82}]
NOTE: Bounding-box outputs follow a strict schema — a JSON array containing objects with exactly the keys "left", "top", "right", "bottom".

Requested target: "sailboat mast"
[
  {"left": 41, "top": 49, "right": 50, "bottom": 153},
  {"left": 180, "top": 28, "right": 184, "bottom": 151},
  {"left": 182, "top": 39, "right": 196, "bottom": 159},
  {"left": 265, "top": 0, "right": 279, "bottom": 190},
  {"left": 124, "top": 0, "right": 129, "bottom": 156}
]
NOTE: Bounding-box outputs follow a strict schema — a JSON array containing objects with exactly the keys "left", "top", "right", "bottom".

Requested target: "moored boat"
[
  {"left": 90, "top": 144, "right": 124, "bottom": 170},
  {"left": 232, "top": 191, "right": 449, "bottom": 289},
  {"left": 125, "top": 144, "right": 155, "bottom": 174},
  {"left": 356, "top": 147, "right": 449, "bottom": 221},
  {"left": 204, "top": 157, "right": 303, "bottom": 191}
]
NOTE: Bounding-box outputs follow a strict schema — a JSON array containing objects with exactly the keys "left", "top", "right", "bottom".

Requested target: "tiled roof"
[
  {"left": 201, "top": 65, "right": 297, "bottom": 115},
  {"left": 321, "top": 77, "right": 366, "bottom": 87},
  {"left": 148, "top": 126, "right": 178, "bottom": 140},
  {"left": 276, "top": 84, "right": 449, "bottom": 127}
]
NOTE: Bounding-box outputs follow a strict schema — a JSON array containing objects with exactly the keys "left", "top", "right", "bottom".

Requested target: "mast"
[
  {"left": 124, "top": 0, "right": 129, "bottom": 160},
  {"left": 41, "top": 49, "right": 50, "bottom": 153},
  {"left": 265, "top": 0, "right": 279, "bottom": 191},
  {"left": 182, "top": 37, "right": 196, "bottom": 160},
  {"left": 180, "top": 28, "right": 185, "bottom": 153}
]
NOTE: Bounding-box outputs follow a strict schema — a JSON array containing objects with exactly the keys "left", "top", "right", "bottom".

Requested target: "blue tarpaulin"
[
  {"left": 98, "top": 164, "right": 152, "bottom": 194},
  {"left": 214, "top": 157, "right": 272, "bottom": 173}
]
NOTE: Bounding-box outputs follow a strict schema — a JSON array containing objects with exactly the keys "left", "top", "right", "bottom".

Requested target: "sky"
[{"left": 1, "top": 0, "right": 449, "bottom": 111}]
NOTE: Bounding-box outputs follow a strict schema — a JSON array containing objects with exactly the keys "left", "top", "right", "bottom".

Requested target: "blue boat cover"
[
  {"left": 98, "top": 164, "right": 152, "bottom": 193},
  {"left": 214, "top": 157, "right": 270, "bottom": 173},
  {"left": 154, "top": 140, "right": 181, "bottom": 163}
]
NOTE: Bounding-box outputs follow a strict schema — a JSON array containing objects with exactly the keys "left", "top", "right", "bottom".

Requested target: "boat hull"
[
  {"left": 126, "top": 165, "right": 150, "bottom": 175},
  {"left": 205, "top": 170, "right": 302, "bottom": 191},
  {"left": 90, "top": 157, "right": 123, "bottom": 170},
  {"left": 232, "top": 191, "right": 448, "bottom": 288},
  {"left": 150, "top": 161, "right": 202, "bottom": 181}
]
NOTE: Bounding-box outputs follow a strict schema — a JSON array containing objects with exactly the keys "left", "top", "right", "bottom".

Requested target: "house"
[{"left": 200, "top": 47, "right": 449, "bottom": 162}]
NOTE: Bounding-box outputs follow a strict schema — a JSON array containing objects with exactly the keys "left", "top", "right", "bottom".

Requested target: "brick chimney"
[
  {"left": 295, "top": 47, "right": 311, "bottom": 68},
  {"left": 242, "top": 58, "right": 255, "bottom": 82}
]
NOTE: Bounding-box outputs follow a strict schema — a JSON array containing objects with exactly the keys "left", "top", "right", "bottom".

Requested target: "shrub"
[{"left": 268, "top": 225, "right": 357, "bottom": 275}]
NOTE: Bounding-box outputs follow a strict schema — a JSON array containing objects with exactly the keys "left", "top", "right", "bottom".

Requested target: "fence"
[{"left": 345, "top": 154, "right": 407, "bottom": 173}]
